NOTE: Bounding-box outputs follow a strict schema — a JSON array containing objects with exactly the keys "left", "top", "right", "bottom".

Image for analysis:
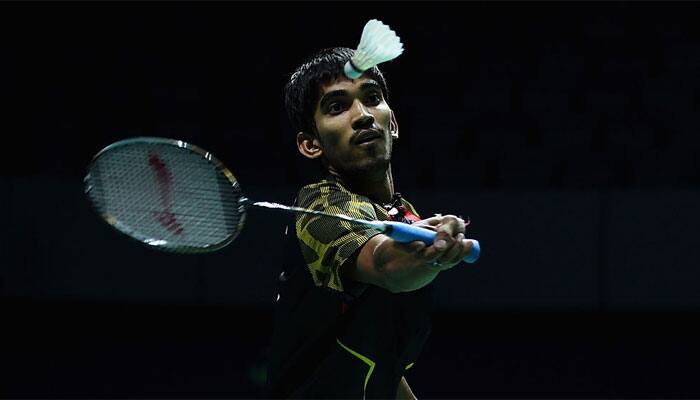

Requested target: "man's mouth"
[{"left": 353, "top": 129, "right": 383, "bottom": 145}]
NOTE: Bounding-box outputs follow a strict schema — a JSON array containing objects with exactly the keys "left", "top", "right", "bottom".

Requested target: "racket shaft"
[{"left": 251, "top": 201, "right": 386, "bottom": 229}]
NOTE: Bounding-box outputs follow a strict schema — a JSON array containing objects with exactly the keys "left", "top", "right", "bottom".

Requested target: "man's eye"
[
  {"left": 367, "top": 93, "right": 382, "bottom": 105},
  {"left": 328, "top": 103, "right": 343, "bottom": 114}
]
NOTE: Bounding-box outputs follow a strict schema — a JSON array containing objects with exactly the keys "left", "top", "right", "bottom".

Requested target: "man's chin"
[{"left": 341, "top": 157, "right": 391, "bottom": 180}]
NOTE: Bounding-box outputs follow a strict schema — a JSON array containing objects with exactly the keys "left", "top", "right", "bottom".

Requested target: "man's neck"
[{"left": 330, "top": 165, "right": 395, "bottom": 204}]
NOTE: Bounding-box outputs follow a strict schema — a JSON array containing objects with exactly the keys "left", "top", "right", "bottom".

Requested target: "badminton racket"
[{"left": 84, "top": 137, "right": 480, "bottom": 262}]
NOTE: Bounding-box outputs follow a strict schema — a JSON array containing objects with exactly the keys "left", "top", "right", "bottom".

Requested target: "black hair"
[{"left": 284, "top": 47, "right": 389, "bottom": 136}]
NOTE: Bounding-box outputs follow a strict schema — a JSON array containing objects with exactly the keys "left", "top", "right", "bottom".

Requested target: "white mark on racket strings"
[{"left": 145, "top": 239, "right": 168, "bottom": 246}]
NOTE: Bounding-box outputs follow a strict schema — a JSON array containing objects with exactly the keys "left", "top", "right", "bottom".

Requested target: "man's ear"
[
  {"left": 297, "top": 131, "right": 323, "bottom": 159},
  {"left": 390, "top": 111, "right": 399, "bottom": 139}
]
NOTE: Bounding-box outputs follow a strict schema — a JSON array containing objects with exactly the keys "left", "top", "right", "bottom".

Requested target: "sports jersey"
[{"left": 264, "top": 175, "right": 434, "bottom": 399}]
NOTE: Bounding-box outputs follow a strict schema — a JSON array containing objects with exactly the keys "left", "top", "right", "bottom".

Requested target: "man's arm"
[
  {"left": 346, "top": 215, "right": 474, "bottom": 293},
  {"left": 396, "top": 376, "right": 417, "bottom": 400}
]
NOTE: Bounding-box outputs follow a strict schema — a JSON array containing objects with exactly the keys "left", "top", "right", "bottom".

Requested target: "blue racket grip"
[{"left": 382, "top": 221, "right": 480, "bottom": 263}]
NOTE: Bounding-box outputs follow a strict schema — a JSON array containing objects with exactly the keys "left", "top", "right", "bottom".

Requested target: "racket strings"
[{"left": 87, "top": 142, "right": 245, "bottom": 251}]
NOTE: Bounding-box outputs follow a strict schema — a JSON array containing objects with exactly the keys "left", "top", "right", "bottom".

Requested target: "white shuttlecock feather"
[{"left": 344, "top": 19, "right": 404, "bottom": 79}]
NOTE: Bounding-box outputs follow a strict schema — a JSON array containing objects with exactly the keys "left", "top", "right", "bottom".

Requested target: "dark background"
[{"left": 3, "top": 2, "right": 700, "bottom": 398}]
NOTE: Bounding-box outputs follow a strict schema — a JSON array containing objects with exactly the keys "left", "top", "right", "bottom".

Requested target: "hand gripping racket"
[{"left": 84, "top": 137, "right": 480, "bottom": 262}]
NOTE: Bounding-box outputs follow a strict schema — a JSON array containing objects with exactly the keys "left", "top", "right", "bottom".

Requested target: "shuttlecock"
[{"left": 344, "top": 19, "right": 404, "bottom": 79}]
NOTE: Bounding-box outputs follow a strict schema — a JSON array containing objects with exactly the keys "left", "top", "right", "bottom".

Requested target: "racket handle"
[{"left": 382, "top": 221, "right": 480, "bottom": 263}]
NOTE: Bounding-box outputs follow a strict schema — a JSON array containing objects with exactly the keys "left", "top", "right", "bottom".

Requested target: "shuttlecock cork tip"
[{"left": 344, "top": 19, "right": 404, "bottom": 80}]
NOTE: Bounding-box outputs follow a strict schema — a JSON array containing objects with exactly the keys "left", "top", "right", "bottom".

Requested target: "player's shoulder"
[
  {"left": 298, "top": 177, "right": 343, "bottom": 195},
  {"left": 297, "top": 176, "right": 356, "bottom": 205}
]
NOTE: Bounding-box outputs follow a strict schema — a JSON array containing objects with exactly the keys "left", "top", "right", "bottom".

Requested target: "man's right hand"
[
  {"left": 408, "top": 214, "right": 474, "bottom": 271},
  {"left": 348, "top": 214, "right": 476, "bottom": 293}
]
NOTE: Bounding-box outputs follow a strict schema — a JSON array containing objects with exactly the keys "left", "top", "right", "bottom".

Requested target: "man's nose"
[{"left": 350, "top": 101, "right": 375, "bottom": 130}]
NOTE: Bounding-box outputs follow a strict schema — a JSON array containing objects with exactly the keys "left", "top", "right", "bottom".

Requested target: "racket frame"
[{"left": 84, "top": 136, "right": 247, "bottom": 254}]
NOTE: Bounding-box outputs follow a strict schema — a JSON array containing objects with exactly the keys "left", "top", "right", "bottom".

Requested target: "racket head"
[{"left": 84, "top": 137, "right": 247, "bottom": 253}]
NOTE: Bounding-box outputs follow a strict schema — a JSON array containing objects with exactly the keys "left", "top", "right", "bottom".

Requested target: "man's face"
[{"left": 312, "top": 76, "right": 396, "bottom": 179}]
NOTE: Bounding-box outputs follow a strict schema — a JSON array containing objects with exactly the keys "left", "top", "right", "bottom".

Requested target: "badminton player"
[{"left": 264, "top": 47, "right": 474, "bottom": 399}]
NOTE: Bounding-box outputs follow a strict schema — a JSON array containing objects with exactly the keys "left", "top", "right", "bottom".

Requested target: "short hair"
[{"left": 284, "top": 47, "right": 390, "bottom": 135}]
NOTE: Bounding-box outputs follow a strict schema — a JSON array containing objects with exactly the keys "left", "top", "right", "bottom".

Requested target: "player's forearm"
[
  {"left": 351, "top": 234, "right": 440, "bottom": 293},
  {"left": 351, "top": 220, "right": 472, "bottom": 293},
  {"left": 375, "top": 239, "right": 440, "bottom": 293}
]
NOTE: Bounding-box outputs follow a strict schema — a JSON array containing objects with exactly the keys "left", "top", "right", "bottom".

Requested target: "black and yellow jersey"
[
  {"left": 265, "top": 175, "right": 433, "bottom": 399},
  {"left": 295, "top": 175, "right": 420, "bottom": 293}
]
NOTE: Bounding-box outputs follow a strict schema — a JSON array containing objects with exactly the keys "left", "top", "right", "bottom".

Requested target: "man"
[{"left": 264, "top": 47, "right": 475, "bottom": 399}]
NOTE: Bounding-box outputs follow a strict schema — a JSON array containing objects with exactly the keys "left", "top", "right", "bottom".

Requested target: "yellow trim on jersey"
[
  {"left": 405, "top": 362, "right": 414, "bottom": 370},
  {"left": 336, "top": 338, "right": 376, "bottom": 396}
]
